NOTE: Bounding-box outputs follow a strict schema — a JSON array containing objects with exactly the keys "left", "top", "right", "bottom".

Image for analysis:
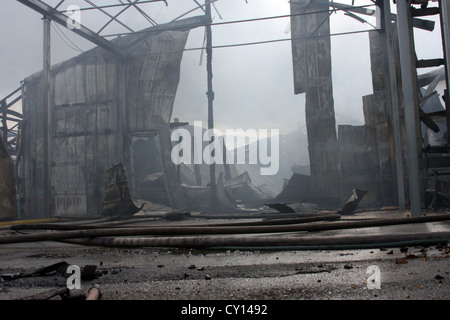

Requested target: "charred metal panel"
[
  {"left": 20, "top": 18, "right": 202, "bottom": 218},
  {"left": 362, "top": 93, "right": 396, "bottom": 206},
  {"left": 290, "top": 0, "right": 333, "bottom": 94},
  {"left": 126, "top": 30, "right": 190, "bottom": 131},
  {"left": 50, "top": 58, "right": 120, "bottom": 217},
  {"left": 368, "top": 30, "right": 386, "bottom": 93},
  {"left": 338, "top": 125, "right": 380, "bottom": 207},
  {"left": 291, "top": 0, "right": 340, "bottom": 206},
  {"left": 21, "top": 77, "right": 45, "bottom": 218},
  {"left": 362, "top": 30, "right": 399, "bottom": 206}
]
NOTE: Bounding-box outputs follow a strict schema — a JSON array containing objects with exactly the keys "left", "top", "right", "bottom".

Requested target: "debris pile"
[{"left": 0, "top": 261, "right": 102, "bottom": 300}]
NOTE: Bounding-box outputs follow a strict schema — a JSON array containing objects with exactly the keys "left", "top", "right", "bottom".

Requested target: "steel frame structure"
[{"left": 8, "top": 0, "right": 449, "bottom": 218}]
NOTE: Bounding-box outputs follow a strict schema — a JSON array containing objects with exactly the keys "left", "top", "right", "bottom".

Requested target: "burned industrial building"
[
  {"left": 0, "top": 0, "right": 446, "bottom": 220},
  {"left": 1, "top": 0, "right": 450, "bottom": 301}
]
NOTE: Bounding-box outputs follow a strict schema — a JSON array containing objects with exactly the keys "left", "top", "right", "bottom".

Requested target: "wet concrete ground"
[{"left": 0, "top": 210, "right": 449, "bottom": 302}]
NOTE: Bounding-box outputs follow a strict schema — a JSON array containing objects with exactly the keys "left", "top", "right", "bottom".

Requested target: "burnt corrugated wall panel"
[
  {"left": 338, "top": 125, "right": 380, "bottom": 206},
  {"left": 290, "top": 0, "right": 340, "bottom": 207},
  {"left": 126, "top": 30, "right": 190, "bottom": 131},
  {"left": 336, "top": 30, "right": 399, "bottom": 207},
  {"left": 50, "top": 56, "right": 120, "bottom": 217},
  {"left": 22, "top": 77, "right": 45, "bottom": 218},
  {"left": 361, "top": 30, "right": 398, "bottom": 206},
  {"left": 124, "top": 29, "right": 191, "bottom": 210},
  {"left": 21, "top": 21, "right": 196, "bottom": 218}
]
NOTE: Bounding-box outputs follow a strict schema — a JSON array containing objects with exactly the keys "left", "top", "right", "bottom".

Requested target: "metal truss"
[{"left": 15, "top": 0, "right": 209, "bottom": 57}]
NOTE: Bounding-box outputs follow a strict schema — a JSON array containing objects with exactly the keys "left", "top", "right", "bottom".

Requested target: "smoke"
[
  {"left": 0, "top": 0, "right": 443, "bottom": 134},
  {"left": 0, "top": 1, "right": 42, "bottom": 97},
  {"left": 172, "top": 0, "right": 373, "bottom": 133}
]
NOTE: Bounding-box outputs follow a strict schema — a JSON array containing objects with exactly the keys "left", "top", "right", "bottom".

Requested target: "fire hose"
[
  {"left": 64, "top": 231, "right": 450, "bottom": 250},
  {"left": 1, "top": 213, "right": 450, "bottom": 249},
  {"left": 9, "top": 212, "right": 341, "bottom": 231}
]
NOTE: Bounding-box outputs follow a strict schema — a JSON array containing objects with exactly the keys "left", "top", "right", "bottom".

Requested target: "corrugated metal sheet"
[
  {"left": 290, "top": 0, "right": 340, "bottom": 206},
  {"left": 21, "top": 18, "right": 201, "bottom": 218},
  {"left": 338, "top": 125, "right": 380, "bottom": 206},
  {"left": 290, "top": 0, "right": 333, "bottom": 95}
]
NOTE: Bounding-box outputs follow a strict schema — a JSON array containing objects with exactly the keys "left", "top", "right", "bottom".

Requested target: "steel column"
[
  {"left": 382, "top": 0, "right": 406, "bottom": 211},
  {"left": 440, "top": 0, "right": 450, "bottom": 142},
  {"left": 396, "top": 0, "right": 422, "bottom": 216},
  {"left": 43, "top": 16, "right": 52, "bottom": 217},
  {"left": 205, "top": 0, "right": 217, "bottom": 210}
]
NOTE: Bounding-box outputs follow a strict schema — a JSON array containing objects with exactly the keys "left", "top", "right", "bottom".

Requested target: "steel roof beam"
[
  {"left": 58, "top": 0, "right": 167, "bottom": 13},
  {"left": 54, "top": 0, "right": 65, "bottom": 10},
  {"left": 16, "top": 0, "right": 127, "bottom": 58},
  {"left": 316, "top": 0, "right": 436, "bottom": 31},
  {"left": 123, "top": 0, "right": 159, "bottom": 26},
  {"left": 83, "top": 0, "right": 135, "bottom": 34}
]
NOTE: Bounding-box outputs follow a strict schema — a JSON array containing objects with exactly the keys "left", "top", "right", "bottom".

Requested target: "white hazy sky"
[{"left": 0, "top": 0, "right": 444, "bottom": 134}]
